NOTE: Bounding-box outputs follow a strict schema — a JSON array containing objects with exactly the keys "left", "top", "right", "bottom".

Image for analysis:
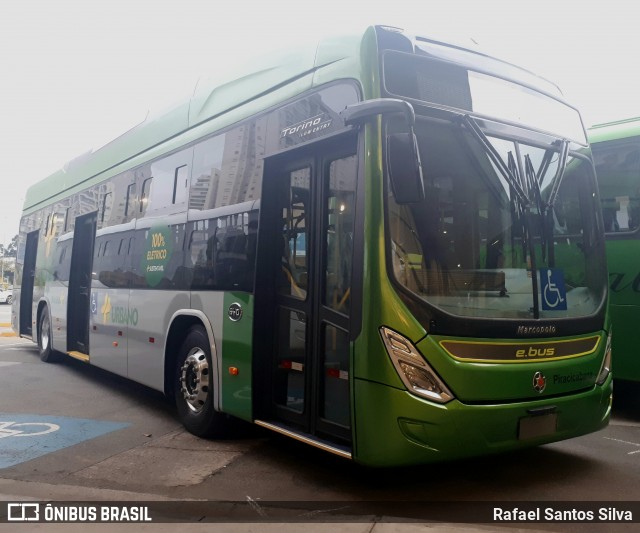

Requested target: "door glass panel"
[
  {"left": 278, "top": 168, "right": 310, "bottom": 299},
  {"left": 275, "top": 308, "right": 306, "bottom": 413},
  {"left": 321, "top": 324, "right": 350, "bottom": 427},
  {"left": 324, "top": 156, "right": 357, "bottom": 314}
]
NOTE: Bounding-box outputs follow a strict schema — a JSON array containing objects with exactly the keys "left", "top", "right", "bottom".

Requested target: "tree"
[
  {"left": 4, "top": 235, "right": 17, "bottom": 257},
  {"left": 0, "top": 235, "right": 17, "bottom": 286}
]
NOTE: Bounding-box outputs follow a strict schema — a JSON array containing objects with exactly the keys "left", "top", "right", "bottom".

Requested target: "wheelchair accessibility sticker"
[
  {"left": 540, "top": 268, "right": 567, "bottom": 311},
  {"left": 0, "top": 414, "right": 129, "bottom": 469}
]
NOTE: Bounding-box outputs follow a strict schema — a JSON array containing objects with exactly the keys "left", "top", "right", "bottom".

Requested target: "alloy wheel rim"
[{"left": 179, "top": 347, "right": 210, "bottom": 413}]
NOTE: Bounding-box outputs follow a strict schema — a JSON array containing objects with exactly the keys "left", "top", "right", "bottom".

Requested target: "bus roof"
[
  {"left": 588, "top": 117, "right": 640, "bottom": 144},
  {"left": 23, "top": 27, "right": 372, "bottom": 213},
  {"left": 23, "top": 24, "right": 566, "bottom": 214}
]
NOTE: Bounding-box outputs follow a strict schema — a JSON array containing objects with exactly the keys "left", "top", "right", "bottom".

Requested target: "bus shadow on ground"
[
  {"left": 612, "top": 380, "right": 640, "bottom": 421},
  {"left": 52, "top": 352, "right": 262, "bottom": 439},
  {"left": 248, "top": 430, "right": 601, "bottom": 501}
]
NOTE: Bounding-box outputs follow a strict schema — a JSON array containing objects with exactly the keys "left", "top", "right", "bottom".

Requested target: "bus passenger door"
[
  {"left": 257, "top": 134, "right": 357, "bottom": 447},
  {"left": 19, "top": 230, "right": 39, "bottom": 336},
  {"left": 67, "top": 212, "right": 97, "bottom": 356}
]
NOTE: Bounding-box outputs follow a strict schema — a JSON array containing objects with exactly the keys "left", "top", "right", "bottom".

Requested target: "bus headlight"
[
  {"left": 380, "top": 327, "right": 454, "bottom": 403},
  {"left": 596, "top": 329, "right": 612, "bottom": 386}
]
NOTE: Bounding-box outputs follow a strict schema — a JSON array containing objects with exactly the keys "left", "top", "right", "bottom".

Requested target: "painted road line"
[
  {"left": 0, "top": 322, "right": 16, "bottom": 337},
  {"left": 0, "top": 342, "right": 31, "bottom": 348},
  {"left": 603, "top": 436, "right": 640, "bottom": 455},
  {"left": 0, "top": 413, "right": 129, "bottom": 469}
]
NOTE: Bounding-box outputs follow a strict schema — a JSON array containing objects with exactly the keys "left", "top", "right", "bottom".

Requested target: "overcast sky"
[{"left": 1, "top": 0, "right": 638, "bottom": 246}]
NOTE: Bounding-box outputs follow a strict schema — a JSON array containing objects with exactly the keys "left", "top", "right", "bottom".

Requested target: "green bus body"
[
  {"left": 589, "top": 118, "right": 640, "bottom": 381},
  {"left": 12, "top": 25, "right": 611, "bottom": 466}
]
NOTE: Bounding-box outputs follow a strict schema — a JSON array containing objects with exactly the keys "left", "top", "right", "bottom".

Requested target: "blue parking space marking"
[{"left": 0, "top": 413, "right": 129, "bottom": 469}]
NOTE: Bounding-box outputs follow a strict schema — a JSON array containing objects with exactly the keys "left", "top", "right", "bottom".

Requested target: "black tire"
[
  {"left": 38, "top": 308, "right": 59, "bottom": 363},
  {"left": 175, "top": 325, "right": 230, "bottom": 438},
  {"left": 6, "top": 295, "right": 11, "bottom": 305}
]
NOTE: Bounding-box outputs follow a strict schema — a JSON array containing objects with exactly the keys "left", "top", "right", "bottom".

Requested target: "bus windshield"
[
  {"left": 383, "top": 50, "right": 587, "bottom": 144},
  {"left": 388, "top": 115, "right": 606, "bottom": 321}
]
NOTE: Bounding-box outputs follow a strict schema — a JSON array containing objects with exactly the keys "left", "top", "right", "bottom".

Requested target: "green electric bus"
[
  {"left": 589, "top": 117, "right": 640, "bottom": 382},
  {"left": 13, "top": 25, "right": 612, "bottom": 466}
]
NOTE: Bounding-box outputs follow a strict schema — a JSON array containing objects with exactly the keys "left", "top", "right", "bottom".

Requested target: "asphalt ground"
[{"left": 0, "top": 304, "right": 638, "bottom": 531}]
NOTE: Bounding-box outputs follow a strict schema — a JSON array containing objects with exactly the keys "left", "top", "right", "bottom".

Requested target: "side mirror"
[
  {"left": 341, "top": 98, "right": 416, "bottom": 128},
  {"left": 341, "top": 98, "right": 425, "bottom": 204}
]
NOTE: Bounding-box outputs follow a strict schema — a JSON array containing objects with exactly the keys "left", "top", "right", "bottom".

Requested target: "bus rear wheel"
[
  {"left": 38, "top": 309, "right": 59, "bottom": 363},
  {"left": 175, "top": 325, "right": 230, "bottom": 438}
]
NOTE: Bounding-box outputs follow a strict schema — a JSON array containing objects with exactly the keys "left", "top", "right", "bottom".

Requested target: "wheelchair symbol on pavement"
[
  {"left": 541, "top": 268, "right": 567, "bottom": 311},
  {"left": 0, "top": 421, "right": 61, "bottom": 439}
]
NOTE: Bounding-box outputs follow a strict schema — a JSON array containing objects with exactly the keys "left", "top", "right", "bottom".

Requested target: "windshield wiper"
[
  {"left": 527, "top": 139, "right": 569, "bottom": 266},
  {"left": 460, "top": 115, "right": 547, "bottom": 317},
  {"left": 544, "top": 139, "right": 570, "bottom": 209},
  {"left": 508, "top": 151, "right": 529, "bottom": 261},
  {"left": 461, "top": 115, "right": 529, "bottom": 207},
  {"left": 524, "top": 154, "right": 544, "bottom": 212},
  {"left": 525, "top": 154, "right": 550, "bottom": 262}
]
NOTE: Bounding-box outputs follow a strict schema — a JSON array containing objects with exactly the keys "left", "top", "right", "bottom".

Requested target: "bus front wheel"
[{"left": 175, "top": 325, "right": 230, "bottom": 438}]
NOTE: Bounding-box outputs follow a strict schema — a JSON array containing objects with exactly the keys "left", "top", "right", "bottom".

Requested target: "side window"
[
  {"left": 593, "top": 140, "right": 640, "bottom": 233},
  {"left": 173, "top": 165, "right": 188, "bottom": 205},
  {"left": 190, "top": 116, "right": 266, "bottom": 210},
  {"left": 188, "top": 210, "right": 258, "bottom": 292},
  {"left": 149, "top": 171, "right": 173, "bottom": 210},
  {"left": 190, "top": 134, "right": 224, "bottom": 209},
  {"left": 54, "top": 239, "right": 72, "bottom": 282},
  {"left": 44, "top": 214, "right": 51, "bottom": 237},
  {"left": 93, "top": 231, "right": 131, "bottom": 289},
  {"left": 125, "top": 183, "right": 137, "bottom": 217},
  {"left": 63, "top": 207, "right": 71, "bottom": 232},
  {"left": 93, "top": 237, "right": 105, "bottom": 284},
  {"left": 215, "top": 212, "right": 256, "bottom": 291},
  {"left": 101, "top": 192, "right": 113, "bottom": 223},
  {"left": 148, "top": 149, "right": 192, "bottom": 215},
  {"left": 74, "top": 186, "right": 99, "bottom": 217},
  {"left": 18, "top": 214, "right": 40, "bottom": 259},
  {"left": 131, "top": 229, "right": 150, "bottom": 289},
  {"left": 140, "top": 177, "right": 153, "bottom": 214},
  {"left": 274, "top": 83, "right": 359, "bottom": 150},
  {"left": 189, "top": 219, "right": 216, "bottom": 289},
  {"left": 164, "top": 223, "right": 189, "bottom": 289}
]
